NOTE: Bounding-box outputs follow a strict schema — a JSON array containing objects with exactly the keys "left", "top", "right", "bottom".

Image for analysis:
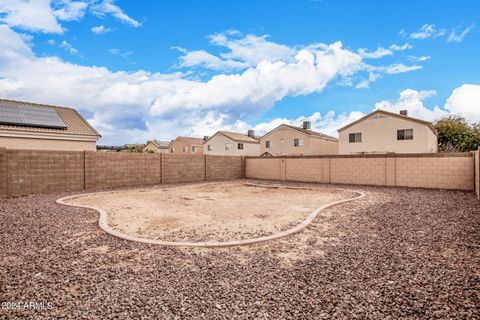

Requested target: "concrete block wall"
[
  {"left": 161, "top": 154, "right": 205, "bottom": 184},
  {"left": 85, "top": 151, "right": 161, "bottom": 189},
  {"left": 6, "top": 149, "right": 84, "bottom": 196},
  {"left": 475, "top": 149, "right": 479, "bottom": 200},
  {"left": 0, "top": 148, "right": 6, "bottom": 197},
  {"left": 245, "top": 153, "right": 475, "bottom": 191},
  {"left": 206, "top": 155, "right": 243, "bottom": 180}
]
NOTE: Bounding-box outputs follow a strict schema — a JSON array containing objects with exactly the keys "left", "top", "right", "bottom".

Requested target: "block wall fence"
[
  {"left": 0, "top": 148, "right": 244, "bottom": 197},
  {"left": 246, "top": 152, "right": 478, "bottom": 192}
]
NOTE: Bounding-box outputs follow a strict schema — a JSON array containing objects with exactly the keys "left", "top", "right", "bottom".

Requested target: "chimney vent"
[
  {"left": 247, "top": 130, "right": 255, "bottom": 138},
  {"left": 303, "top": 121, "right": 311, "bottom": 130},
  {"left": 203, "top": 136, "right": 209, "bottom": 141},
  {"left": 400, "top": 110, "right": 408, "bottom": 116}
]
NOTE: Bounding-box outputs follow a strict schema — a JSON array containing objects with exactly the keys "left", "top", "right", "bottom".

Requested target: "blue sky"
[{"left": 0, "top": 0, "right": 479, "bottom": 144}]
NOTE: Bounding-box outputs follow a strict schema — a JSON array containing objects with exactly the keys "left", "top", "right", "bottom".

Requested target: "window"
[
  {"left": 294, "top": 138, "right": 304, "bottom": 147},
  {"left": 265, "top": 141, "right": 271, "bottom": 148},
  {"left": 349, "top": 133, "right": 362, "bottom": 143},
  {"left": 397, "top": 129, "right": 413, "bottom": 140},
  {"left": 170, "top": 147, "right": 175, "bottom": 153},
  {"left": 207, "top": 144, "right": 213, "bottom": 151},
  {"left": 225, "top": 143, "right": 231, "bottom": 150},
  {"left": 191, "top": 146, "right": 198, "bottom": 152},
  {"left": 183, "top": 146, "right": 187, "bottom": 152},
  {"left": 237, "top": 143, "right": 244, "bottom": 150}
]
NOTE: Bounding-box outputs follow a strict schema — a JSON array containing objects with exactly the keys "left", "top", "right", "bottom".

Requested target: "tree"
[{"left": 434, "top": 116, "right": 480, "bottom": 152}]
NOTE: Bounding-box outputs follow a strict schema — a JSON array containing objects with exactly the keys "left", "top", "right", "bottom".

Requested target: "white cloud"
[
  {"left": 90, "top": 0, "right": 141, "bottom": 28},
  {"left": 407, "top": 55, "right": 430, "bottom": 62},
  {"left": 374, "top": 89, "right": 447, "bottom": 121},
  {"left": 59, "top": 40, "right": 77, "bottom": 54},
  {"left": 445, "top": 84, "right": 480, "bottom": 122},
  {"left": 358, "top": 47, "right": 392, "bottom": 59},
  {"left": 0, "top": 0, "right": 137, "bottom": 34},
  {"left": 447, "top": 24, "right": 475, "bottom": 43},
  {"left": 378, "top": 63, "right": 422, "bottom": 74},
  {"left": 410, "top": 24, "right": 446, "bottom": 39},
  {"left": 91, "top": 24, "right": 114, "bottom": 34},
  {"left": 108, "top": 48, "right": 133, "bottom": 58},
  {"left": 174, "top": 49, "right": 248, "bottom": 70},
  {"left": 389, "top": 43, "right": 412, "bottom": 51}
]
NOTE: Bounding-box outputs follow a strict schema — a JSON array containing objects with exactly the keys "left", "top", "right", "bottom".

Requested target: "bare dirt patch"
[{"left": 65, "top": 181, "right": 353, "bottom": 242}]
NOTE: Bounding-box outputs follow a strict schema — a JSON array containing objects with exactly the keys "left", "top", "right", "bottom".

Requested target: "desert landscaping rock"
[{"left": 1, "top": 180, "right": 479, "bottom": 319}]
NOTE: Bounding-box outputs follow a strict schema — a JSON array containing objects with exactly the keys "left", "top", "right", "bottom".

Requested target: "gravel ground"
[{"left": 1, "top": 180, "right": 479, "bottom": 319}]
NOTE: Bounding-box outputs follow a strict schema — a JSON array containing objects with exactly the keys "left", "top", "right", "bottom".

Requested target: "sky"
[{"left": 0, "top": 0, "right": 479, "bottom": 145}]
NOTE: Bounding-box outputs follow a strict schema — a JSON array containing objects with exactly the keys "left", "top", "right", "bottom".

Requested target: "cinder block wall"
[
  {"left": 475, "top": 149, "right": 479, "bottom": 199},
  {"left": 85, "top": 152, "right": 161, "bottom": 189},
  {"left": 5, "top": 149, "right": 84, "bottom": 196},
  {"left": 0, "top": 149, "right": 244, "bottom": 197},
  {"left": 246, "top": 153, "right": 475, "bottom": 191},
  {"left": 206, "top": 155, "right": 243, "bottom": 180}
]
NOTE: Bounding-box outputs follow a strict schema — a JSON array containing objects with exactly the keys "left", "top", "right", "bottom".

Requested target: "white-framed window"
[
  {"left": 183, "top": 146, "right": 187, "bottom": 152},
  {"left": 207, "top": 144, "right": 213, "bottom": 151},
  {"left": 294, "top": 138, "right": 304, "bottom": 147},
  {"left": 225, "top": 143, "right": 231, "bottom": 150},
  {"left": 265, "top": 141, "right": 271, "bottom": 148},
  {"left": 192, "top": 146, "right": 198, "bottom": 152},
  {"left": 397, "top": 129, "right": 413, "bottom": 140},
  {"left": 237, "top": 143, "right": 244, "bottom": 150},
  {"left": 349, "top": 133, "right": 362, "bottom": 143}
]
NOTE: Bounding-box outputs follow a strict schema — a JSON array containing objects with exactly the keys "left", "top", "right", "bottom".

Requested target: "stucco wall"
[
  {"left": 246, "top": 153, "right": 474, "bottom": 191},
  {"left": 339, "top": 115, "right": 438, "bottom": 154},
  {"left": 0, "top": 136, "right": 96, "bottom": 151},
  {"left": 260, "top": 126, "right": 338, "bottom": 155},
  {"left": 144, "top": 142, "right": 169, "bottom": 153},
  {"left": 204, "top": 134, "right": 260, "bottom": 156},
  {"left": 169, "top": 139, "right": 204, "bottom": 155}
]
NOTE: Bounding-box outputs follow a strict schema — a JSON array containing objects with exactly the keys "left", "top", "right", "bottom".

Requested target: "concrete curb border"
[{"left": 56, "top": 182, "right": 366, "bottom": 248}]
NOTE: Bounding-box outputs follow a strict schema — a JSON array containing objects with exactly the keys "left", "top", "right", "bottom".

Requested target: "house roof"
[
  {"left": 0, "top": 98, "right": 101, "bottom": 138},
  {"left": 148, "top": 140, "right": 170, "bottom": 149},
  {"left": 204, "top": 131, "right": 259, "bottom": 144},
  {"left": 337, "top": 109, "right": 438, "bottom": 136},
  {"left": 260, "top": 124, "right": 338, "bottom": 141},
  {"left": 171, "top": 136, "right": 205, "bottom": 145}
]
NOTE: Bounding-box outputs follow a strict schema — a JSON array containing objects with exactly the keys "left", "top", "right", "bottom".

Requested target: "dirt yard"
[
  {"left": 65, "top": 181, "right": 354, "bottom": 242},
  {"left": 1, "top": 180, "right": 479, "bottom": 319}
]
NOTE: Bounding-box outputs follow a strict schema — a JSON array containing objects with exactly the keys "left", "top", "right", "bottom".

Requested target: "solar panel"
[{"left": 0, "top": 104, "right": 66, "bottom": 129}]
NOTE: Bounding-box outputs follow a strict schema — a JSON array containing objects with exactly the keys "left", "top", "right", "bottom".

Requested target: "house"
[
  {"left": 259, "top": 122, "right": 338, "bottom": 156},
  {"left": 144, "top": 140, "right": 170, "bottom": 153},
  {"left": 169, "top": 136, "right": 204, "bottom": 154},
  {"left": 0, "top": 98, "right": 100, "bottom": 151},
  {"left": 204, "top": 130, "right": 261, "bottom": 156},
  {"left": 337, "top": 109, "right": 438, "bottom": 154}
]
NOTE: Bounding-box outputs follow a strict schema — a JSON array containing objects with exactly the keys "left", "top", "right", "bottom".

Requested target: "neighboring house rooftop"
[
  {"left": 0, "top": 98, "right": 101, "bottom": 138},
  {"left": 261, "top": 123, "right": 338, "bottom": 141},
  {"left": 171, "top": 136, "right": 205, "bottom": 145},
  {"left": 148, "top": 140, "right": 170, "bottom": 149},
  {"left": 337, "top": 109, "right": 438, "bottom": 136},
  {"left": 204, "top": 131, "right": 259, "bottom": 144}
]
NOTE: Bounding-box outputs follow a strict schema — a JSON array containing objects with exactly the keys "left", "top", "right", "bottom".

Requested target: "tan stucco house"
[
  {"left": 0, "top": 99, "right": 100, "bottom": 151},
  {"left": 338, "top": 109, "right": 438, "bottom": 154},
  {"left": 259, "top": 122, "right": 338, "bottom": 156},
  {"left": 169, "top": 136, "right": 204, "bottom": 154},
  {"left": 204, "top": 131, "right": 260, "bottom": 156},
  {"left": 144, "top": 140, "right": 169, "bottom": 153}
]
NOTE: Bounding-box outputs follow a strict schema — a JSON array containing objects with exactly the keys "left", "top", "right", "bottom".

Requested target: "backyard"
[{"left": 1, "top": 180, "right": 479, "bottom": 319}]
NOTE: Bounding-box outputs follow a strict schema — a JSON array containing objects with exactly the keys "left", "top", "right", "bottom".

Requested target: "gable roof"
[
  {"left": 147, "top": 140, "right": 169, "bottom": 149},
  {"left": 0, "top": 98, "right": 101, "bottom": 138},
  {"left": 260, "top": 124, "right": 338, "bottom": 141},
  {"left": 171, "top": 136, "right": 205, "bottom": 145},
  {"left": 337, "top": 109, "right": 438, "bottom": 136},
  {"left": 204, "top": 131, "right": 259, "bottom": 144}
]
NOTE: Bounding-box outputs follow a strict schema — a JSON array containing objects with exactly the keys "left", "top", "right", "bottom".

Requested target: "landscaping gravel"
[{"left": 1, "top": 180, "right": 479, "bottom": 319}]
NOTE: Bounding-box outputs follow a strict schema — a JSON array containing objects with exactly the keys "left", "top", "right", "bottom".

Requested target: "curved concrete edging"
[{"left": 56, "top": 183, "right": 366, "bottom": 248}]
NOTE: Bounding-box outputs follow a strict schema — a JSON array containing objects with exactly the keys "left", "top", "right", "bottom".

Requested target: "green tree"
[{"left": 434, "top": 116, "right": 480, "bottom": 152}]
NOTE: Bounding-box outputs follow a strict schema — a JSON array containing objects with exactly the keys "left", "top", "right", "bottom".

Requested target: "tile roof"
[
  {"left": 173, "top": 136, "right": 205, "bottom": 145},
  {"left": 337, "top": 109, "right": 438, "bottom": 135},
  {"left": 149, "top": 140, "right": 170, "bottom": 148},
  {"left": 264, "top": 124, "right": 338, "bottom": 141},
  {"left": 0, "top": 99, "right": 101, "bottom": 138},
  {"left": 217, "top": 131, "right": 259, "bottom": 143}
]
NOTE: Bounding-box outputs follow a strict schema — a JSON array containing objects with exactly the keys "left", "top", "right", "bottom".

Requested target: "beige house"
[
  {"left": 144, "top": 140, "right": 169, "bottom": 153},
  {"left": 204, "top": 131, "right": 260, "bottom": 156},
  {"left": 0, "top": 99, "right": 100, "bottom": 151},
  {"left": 169, "top": 136, "right": 204, "bottom": 154},
  {"left": 259, "top": 122, "right": 338, "bottom": 156},
  {"left": 338, "top": 109, "right": 438, "bottom": 154}
]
